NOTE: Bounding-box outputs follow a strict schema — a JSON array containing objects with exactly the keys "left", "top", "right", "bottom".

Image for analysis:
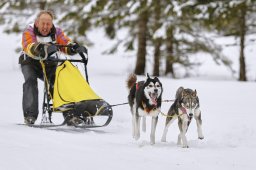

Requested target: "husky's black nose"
[
  {"left": 189, "top": 113, "right": 193, "bottom": 117},
  {"left": 154, "top": 89, "right": 158, "bottom": 93}
]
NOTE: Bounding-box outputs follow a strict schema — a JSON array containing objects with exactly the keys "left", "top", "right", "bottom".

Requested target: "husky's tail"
[{"left": 127, "top": 73, "right": 137, "bottom": 89}]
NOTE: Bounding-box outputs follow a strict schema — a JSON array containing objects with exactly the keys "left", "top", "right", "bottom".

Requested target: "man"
[{"left": 20, "top": 10, "right": 84, "bottom": 124}]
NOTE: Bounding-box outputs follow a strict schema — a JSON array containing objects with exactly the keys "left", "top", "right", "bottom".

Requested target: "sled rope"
[
  {"left": 110, "top": 102, "right": 129, "bottom": 107},
  {"left": 40, "top": 60, "right": 54, "bottom": 105},
  {"left": 108, "top": 99, "right": 174, "bottom": 108},
  {"left": 157, "top": 109, "right": 185, "bottom": 118},
  {"left": 162, "top": 99, "right": 175, "bottom": 103}
]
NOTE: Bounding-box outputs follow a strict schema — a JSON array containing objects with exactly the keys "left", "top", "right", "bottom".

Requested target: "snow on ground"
[{"left": 0, "top": 29, "right": 256, "bottom": 170}]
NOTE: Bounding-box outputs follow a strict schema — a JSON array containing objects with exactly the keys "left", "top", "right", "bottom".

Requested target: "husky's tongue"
[{"left": 150, "top": 93, "right": 157, "bottom": 106}]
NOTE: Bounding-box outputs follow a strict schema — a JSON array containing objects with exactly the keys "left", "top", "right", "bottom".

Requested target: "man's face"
[{"left": 35, "top": 13, "right": 53, "bottom": 36}]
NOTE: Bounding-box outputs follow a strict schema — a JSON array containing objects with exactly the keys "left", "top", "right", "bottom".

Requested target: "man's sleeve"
[
  {"left": 22, "top": 26, "right": 40, "bottom": 57},
  {"left": 55, "top": 28, "right": 74, "bottom": 55}
]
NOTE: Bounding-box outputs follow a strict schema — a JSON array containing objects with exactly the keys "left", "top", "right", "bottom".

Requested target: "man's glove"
[
  {"left": 70, "top": 43, "right": 87, "bottom": 54},
  {"left": 34, "top": 43, "right": 58, "bottom": 60},
  {"left": 47, "top": 44, "right": 58, "bottom": 57}
]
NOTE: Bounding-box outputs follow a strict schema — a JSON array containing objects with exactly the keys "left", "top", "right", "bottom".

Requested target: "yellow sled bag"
[{"left": 53, "top": 61, "right": 101, "bottom": 109}]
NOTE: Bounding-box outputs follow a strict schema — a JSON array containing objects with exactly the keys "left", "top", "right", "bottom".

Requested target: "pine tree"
[
  {"left": 0, "top": 0, "right": 242, "bottom": 79},
  {"left": 203, "top": 0, "right": 256, "bottom": 81}
]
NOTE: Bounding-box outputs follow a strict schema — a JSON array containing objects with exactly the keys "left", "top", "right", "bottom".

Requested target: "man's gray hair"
[{"left": 36, "top": 10, "right": 55, "bottom": 20}]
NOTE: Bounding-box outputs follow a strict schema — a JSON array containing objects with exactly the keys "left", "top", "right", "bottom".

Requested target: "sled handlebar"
[
  {"left": 55, "top": 44, "right": 88, "bottom": 54},
  {"left": 56, "top": 44, "right": 88, "bottom": 65},
  {"left": 43, "top": 44, "right": 88, "bottom": 64},
  {"left": 47, "top": 58, "right": 85, "bottom": 63}
]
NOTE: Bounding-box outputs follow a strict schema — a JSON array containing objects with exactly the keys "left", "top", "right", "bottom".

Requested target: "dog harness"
[
  {"left": 180, "top": 106, "right": 193, "bottom": 126},
  {"left": 180, "top": 107, "right": 187, "bottom": 115},
  {"left": 141, "top": 102, "right": 157, "bottom": 113},
  {"left": 136, "top": 83, "right": 139, "bottom": 90}
]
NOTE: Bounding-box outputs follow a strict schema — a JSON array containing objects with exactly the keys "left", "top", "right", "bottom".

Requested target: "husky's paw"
[
  {"left": 161, "top": 137, "right": 166, "bottom": 142},
  {"left": 182, "top": 145, "right": 189, "bottom": 148},
  {"left": 198, "top": 135, "right": 204, "bottom": 140},
  {"left": 134, "top": 134, "right": 140, "bottom": 141},
  {"left": 150, "top": 138, "right": 155, "bottom": 145},
  {"left": 150, "top": 139, "right": 156, "bottom": 145}
]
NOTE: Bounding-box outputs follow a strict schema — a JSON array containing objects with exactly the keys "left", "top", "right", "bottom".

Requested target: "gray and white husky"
[
  {"left": 127, "top": 73, "right": 163, "bottom": 144},
  {"left": 161, "top": 87, "right": 204, "bottom": 148}
]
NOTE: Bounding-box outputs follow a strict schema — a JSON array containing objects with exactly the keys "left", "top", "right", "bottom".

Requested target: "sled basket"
[{"left": 39, "top": 47, "right": 113, "bottom": 128}]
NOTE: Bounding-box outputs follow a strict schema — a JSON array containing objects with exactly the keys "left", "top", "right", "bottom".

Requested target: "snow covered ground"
[{"left": 0, "top": 29, "right": 256, "bottom": 170}]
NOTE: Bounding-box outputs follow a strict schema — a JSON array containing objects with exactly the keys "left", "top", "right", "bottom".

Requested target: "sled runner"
[{"left": 27, "top": 44, "right": 113, "bottom": 128}]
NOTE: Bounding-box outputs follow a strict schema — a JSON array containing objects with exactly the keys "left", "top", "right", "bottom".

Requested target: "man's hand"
[
  {"left": 47, "top": 43, "right": 58, "bottom": 56},
  {"left": 70, "top": 42, "right": 87, "bottom": 54},
  {"left": 34, "top": 43, "right": 58, "bottom": 60}
]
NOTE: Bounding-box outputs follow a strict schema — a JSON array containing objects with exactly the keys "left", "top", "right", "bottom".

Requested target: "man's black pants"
[{"left": 21, "top": 61, "right": 56, "bottom": 120}]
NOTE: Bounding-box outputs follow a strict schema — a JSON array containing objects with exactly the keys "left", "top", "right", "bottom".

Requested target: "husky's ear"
[
  {"left": 146, "top": 73, "right": 150, "bottom": 79},
  {"left": 182, "top": 89, "right": 189, "bottom": 97},
  {"left": 181, "top": 91, "right": 185, "bottom": 97},
  {"left": 176, "top": 86, "right": 184, "bottom": 99},
  {"left": 181, "top": 90, "right": 186, "bottom": 98},
  {"left": 193, "top": 89, "right": 197, "bottom": 96}
]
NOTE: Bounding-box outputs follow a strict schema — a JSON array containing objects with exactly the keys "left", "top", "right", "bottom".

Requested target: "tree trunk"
[
  {"left": 134, "top": 1, "right": 148, "bottom": 75},
  {"left": 153, "top": 38, "right": 161, "bottom": 76},
  {"left": 238, "top": 3, "right": 247, "bottom": 81},
  {"left": 165, "top": 26, "right": 175, "bottom": 78},
  {"left": 39, "top": 1, "right": 46, "bottom": 9},
  {"left": 152, "top": 0, "right": 161, "bottom": 76}
]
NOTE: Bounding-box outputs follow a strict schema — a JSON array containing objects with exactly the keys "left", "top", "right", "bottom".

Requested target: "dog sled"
[{"left": 27, "top": 44, "right": 113, "bottom": 128}]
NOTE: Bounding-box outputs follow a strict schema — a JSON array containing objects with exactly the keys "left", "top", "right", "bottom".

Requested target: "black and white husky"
[
  {"left": 161, "top": 87, "right": 204, "bottom": 148},
  {"left": 127, "top": 73, "right": 163, "bottom": 144}
]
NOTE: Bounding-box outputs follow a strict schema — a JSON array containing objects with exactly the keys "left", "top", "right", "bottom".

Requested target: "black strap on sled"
[{"left": 79, "top": 52, "right": 89, "bottom": 84}]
